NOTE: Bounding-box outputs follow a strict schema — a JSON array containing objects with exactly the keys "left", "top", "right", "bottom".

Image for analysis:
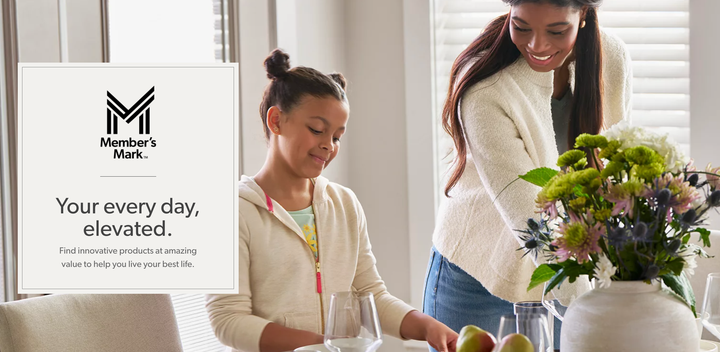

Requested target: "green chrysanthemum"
[
  {"left": 583, "top": 178, "right": 602, "bottom": 194},
  {"left": 558, "top": 150, "right": 587, "bottom": 168},
  {"left": 569, "top": 197, "right": 588, "bottom": 212},
  {"left": 591, "top": 208, "right": 613, "bottom": 222},
  {"left": 570, "top": 168, "right": 600, "bottom": 186},
  {"left": 611, "top": 152, "right": 627, "bottom": 163},
  {"left": 544, "top": 173, "right": 575, "bottom": 200},
  {"left": 634, "top": 163, "right": 665, "bottom": 181},
  {"left": 575, "top": 134, "right": 609, "bottom": 149},
  {"left": 574, "top": 158, "right": 588, "bottom": 170},
  {"left": 598, "top": 140, "right": 622, "bottom": 160},
  {"left": 625, "top": 146, "right": 663, "bottom": 166},
  {"left": 601, "top": 161, "right": 625, "bottom": 179}
]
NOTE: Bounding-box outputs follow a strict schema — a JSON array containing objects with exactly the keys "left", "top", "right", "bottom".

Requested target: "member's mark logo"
[
  {"left": 101, "top": 86, "right": 157, "bottom": 159},
  {"left": 106, "top": 86, "right": 155, "bottom": 134}
]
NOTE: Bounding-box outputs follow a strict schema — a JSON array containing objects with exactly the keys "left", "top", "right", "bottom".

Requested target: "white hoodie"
[{"left": 206, "top": 175, "right": 415, "bottom": 352}]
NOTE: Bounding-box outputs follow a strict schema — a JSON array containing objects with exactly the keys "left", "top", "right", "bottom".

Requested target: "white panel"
[
  {"left": 633, "top": 93, "right": 689, "bottom": 111},
  {"left": 632, "top": 110, "right": 689, "bottom": 127},
  {"left": 16, "top": 0, "right": 61, "bottom": 62},
  {"left": 632, "top": 61, "right": 689, "bottom": 78},
  {"left": 598, "top": 11, "right": 688, "bottom": 28},
  {"left": 625, "top": 44, "right": 688, "bottom": 61},
  {"left": 633, "top": 78, "right": 689, "bottom": 94},
  {"left": 64, "top": 0, "right": 104, "bottom": 62}
]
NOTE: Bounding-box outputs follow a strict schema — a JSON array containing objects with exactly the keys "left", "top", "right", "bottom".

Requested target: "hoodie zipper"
[
  {"left": 310, "top": 179, "right": 325, "bottom": 334},
  {"left": 265, "top": 193, "right": 324, "bottom": 333}
]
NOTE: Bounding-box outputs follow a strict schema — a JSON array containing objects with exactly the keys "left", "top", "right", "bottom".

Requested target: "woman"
[{"left": 423, "top": 0, "right": 631, "bottom": 344}]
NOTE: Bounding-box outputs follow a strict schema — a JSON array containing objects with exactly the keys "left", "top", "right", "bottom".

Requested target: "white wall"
[
  {"left": 345, "top": 1, "right": 412, "bottom": 350},
  {"left": 275, "top": 0, "right": 349, "bottom": 185},
  {"left": 239, "top": 0, "right": 273, "bottom": 176},
  {"left": 402, "top": 0, "right": 436, "bottom": 315},
  {"left": 689, "top": 0, "right": 720, "bottom": 228}
]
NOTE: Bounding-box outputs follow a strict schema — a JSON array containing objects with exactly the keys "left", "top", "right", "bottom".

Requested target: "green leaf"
[
  {"left": 682, "top": 233, "right": 691, "bottom": 245},
  {"left": 665, "top": 258, "right": 684, "bottom": 276},
  {"left": 519, "top": 167, "right": 559, "bottom": 187},
  {"left": 661, "top": 273, "right": 697, "bottom": 317},
  {"left": 694, "top": 228, "right": 712, "bottom": 247},
  {"left": 543, "top": 268, "right": 569, "bottom": 295},
  {"left": 527, "top": 264, "right": 560, "bottom": 292}
]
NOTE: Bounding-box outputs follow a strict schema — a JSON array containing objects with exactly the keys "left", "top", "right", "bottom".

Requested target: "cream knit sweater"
[
  {"left": 206, "top": 176, "right": 415, "bottom": 352},
  {"left": 432, "top": 30, "right": 632, "bottom": 303}
]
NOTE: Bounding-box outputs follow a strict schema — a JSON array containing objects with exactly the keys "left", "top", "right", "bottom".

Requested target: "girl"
[
  {"left": 424, "top": 0, "right": 632, "bottom": 346},
  {"left": 206, "top": 49, "right": 458, "bottom": 352}
]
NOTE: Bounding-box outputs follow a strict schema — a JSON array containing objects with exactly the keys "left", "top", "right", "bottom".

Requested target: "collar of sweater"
[
  {"left": 239, "top": 175, "right": 330, "bottom": 212},
  {"left": 510, "top": 56, "right": 556, "bottom": 88}
]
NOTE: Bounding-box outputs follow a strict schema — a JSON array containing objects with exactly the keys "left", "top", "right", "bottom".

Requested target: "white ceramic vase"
[{"left": 560, "top": 280, "right": 699, "bottom": 352}]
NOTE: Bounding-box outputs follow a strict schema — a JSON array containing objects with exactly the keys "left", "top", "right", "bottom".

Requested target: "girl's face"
[
  {"left": 273, "top": 95, "right": 349, "bottom": 179},
  {"left": 509, "top": 3, "right": 583, "bottom": 72}
]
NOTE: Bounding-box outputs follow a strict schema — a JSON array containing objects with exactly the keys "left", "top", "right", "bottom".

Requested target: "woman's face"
[{"left": 509, "top": 2, "right": 584, "bottom": 72}]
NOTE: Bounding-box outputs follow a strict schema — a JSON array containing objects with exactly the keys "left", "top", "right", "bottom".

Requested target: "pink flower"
[
  {"left": 651, "top": 173, "right": 701, "bottom": 219},
  {"left": 552, "top": 220, "right": 604, "bottom": 264},
  {"left": 603, "top": 183, "right": 634, "bottom": 218},
  {"left": 535, "top": 192, "right": 559, "bottom": 219},
  {"left": 673, "top": 181, "right": 701, "bottom": 215},
  {"left": 707, "top": 164, "right": 720, "bottom": 190}
]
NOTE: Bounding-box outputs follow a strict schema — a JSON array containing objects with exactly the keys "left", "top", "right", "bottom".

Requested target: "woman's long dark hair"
[{"left": 442, "top": 0, "right": 603, "bottom": 196}]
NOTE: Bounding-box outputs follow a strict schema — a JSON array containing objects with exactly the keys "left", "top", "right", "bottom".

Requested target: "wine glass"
[
  {"left": 701, "top": 273, "right": 720, "bottom": 340},
  {"left": 496, "top": 313, "right": 553, "bottom": 352},
  {"left": 324, "top": 291, "right": 382, "bottom": 352}
]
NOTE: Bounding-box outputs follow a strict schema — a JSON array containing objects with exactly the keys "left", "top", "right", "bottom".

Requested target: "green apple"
[
  {"left": 457, "top": 325, "right": 497, "bottom": 352},
  {"left": 495, "top": 333, "right": 534, "bottom": 352}
]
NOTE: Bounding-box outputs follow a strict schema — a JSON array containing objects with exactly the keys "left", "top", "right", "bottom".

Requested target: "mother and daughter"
[{"left": 205, "top": 0, "right": 632, "bottom": 351}]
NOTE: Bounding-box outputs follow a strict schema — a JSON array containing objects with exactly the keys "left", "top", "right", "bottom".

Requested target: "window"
[
  {"left": 107, "top": 0, "right": 219, "bottom": 63},
  {"left": 432, "top": 0, "right": 690, "bottom": 194}
]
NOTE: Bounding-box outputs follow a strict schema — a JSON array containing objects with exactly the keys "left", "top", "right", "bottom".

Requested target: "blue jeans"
[{"left": 422, "top": 246, "right": 560, "bottom": 351}]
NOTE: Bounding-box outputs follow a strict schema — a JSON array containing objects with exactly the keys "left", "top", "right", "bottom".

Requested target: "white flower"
[
  {"left": 594, "top": 254, "right": 616, "bottom": 289},
  {"left": 601, "top": 122, "right": 689, "bottom": 173},
  {"left": 679, "top": 246, "right": 698, "bottom": 277}
]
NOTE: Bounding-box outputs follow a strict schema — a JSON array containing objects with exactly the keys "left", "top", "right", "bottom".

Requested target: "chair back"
[{"left": 0, "top": 294, "right": 183, "bottom": 352}]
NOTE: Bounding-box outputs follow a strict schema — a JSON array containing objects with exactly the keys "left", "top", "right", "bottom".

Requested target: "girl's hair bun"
[
  {"left": 264, "top": 48, "right": 291, "bottom": 80},
  {"left": 328, "top": 72, "right": 347, "bottom": 90}
]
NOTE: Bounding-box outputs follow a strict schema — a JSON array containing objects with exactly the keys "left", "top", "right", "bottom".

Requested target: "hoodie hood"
[{"left": 239, "top": 175, "right": 330, "bottom": 212}]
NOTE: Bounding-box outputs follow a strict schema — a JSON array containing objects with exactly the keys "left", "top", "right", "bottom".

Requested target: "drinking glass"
[
  {"left": 701, "top": 273, "right": 720, "bottom": 340},
  {"left": 495, "top": 313, "right": 553, "bottom": 352},
  {"left": 514, "top": 301, "right": 554, "bottom": 348},
  {"left": 324, "top": 291, "right": 382, "bottom": 352}
]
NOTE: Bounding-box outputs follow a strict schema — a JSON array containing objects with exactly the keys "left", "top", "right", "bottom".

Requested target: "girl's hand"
[
  {"left": 424, "top": 319, "right": 458, "bottom": 352},
  {"left": 400, "top": 311, "right": 458, "bottom": 352}
]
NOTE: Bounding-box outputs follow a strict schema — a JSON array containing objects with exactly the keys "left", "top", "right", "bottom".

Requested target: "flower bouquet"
[{"left": 517, "top": 123, "right": 719, "bottom": 316}]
